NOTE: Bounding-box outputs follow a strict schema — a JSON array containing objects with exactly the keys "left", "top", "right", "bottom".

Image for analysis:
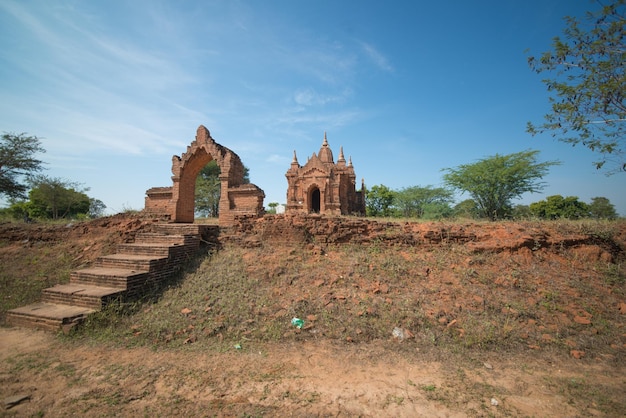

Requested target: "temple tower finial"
[
  {"left": 318, "top": 131, "right": 333, "bottom": 163},
  {"left": 290, "top": 150, "right": 300, "bottom": 168},
  {"left": 337, "top": 146, "right": 346, "bottom": 166}
]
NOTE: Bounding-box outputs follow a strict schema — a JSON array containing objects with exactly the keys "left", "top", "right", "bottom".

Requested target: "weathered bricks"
[
  {"left": 70, "top": 267, "right": 150, "bottom": 292},
  {"left": 7, "top": 303, "right": 95, "bottom": 332},
  {"left": 41, "top": 284, "right": 124, "bottom": 309}
]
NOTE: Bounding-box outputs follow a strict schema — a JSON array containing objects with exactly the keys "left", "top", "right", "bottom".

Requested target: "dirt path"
[{"left": 1, "top": 327, "right": 623, "bottom": 417}]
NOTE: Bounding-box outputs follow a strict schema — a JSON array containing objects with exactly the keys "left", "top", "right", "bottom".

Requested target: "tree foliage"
[
  {"left": 26, "top": 175, "right": 91, "bottom": 219},
  {"left": 195, "top": 160, "right": 221, "bottom": 217},
  {"left": 195, "top": 160, "right": 250, "bottom": 217},
  {"left": 88, "top": 198, "right": 107, "bottom": 218},
  {"left": 453, "top": 199, "right": 480, "bottom": 219},
  {"left": 0, "top": 132, "right": 46, "bottom": 199},
  {"left": 527, "top": 0, "right": 626, "bottom": 173},
  {"left": 529, "top": 195, "right": 590, "bottom": 219},
  {"left": 365, "top": 184, "right": 395, "bottom": 217},
  {"left": 442, "top": 150, "right": 559, "bottom": 221},
  {"left": 421, "top": 202, "right": 454, "bottom": 220},
  {"left": 266, "top": 202, "right": 280, "bottom": 214},
  {"left": 511, "top": 204, "right": 532, "bottom": 220},
  {"left": 588, "top": 196, "right": 618, "bottom": 219},
  {"left": 394, "top": 185, "right": 453, "bottom": 218}
]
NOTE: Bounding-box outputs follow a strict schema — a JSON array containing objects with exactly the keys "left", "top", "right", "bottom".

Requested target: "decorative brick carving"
[
  {"left": 144, "top": 126, "right": 265, "bottom": 226},
  {"left": 285, "top": 133, "right": 365, "bottom": 215}
]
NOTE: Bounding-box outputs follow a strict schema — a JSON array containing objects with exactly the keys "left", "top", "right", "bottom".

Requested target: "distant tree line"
[
  {"left": 366, "top": 187, "right": 618, "bottom": 221},
  {"left": 365, "top": 150, "right": 619, "bottom": 221}
]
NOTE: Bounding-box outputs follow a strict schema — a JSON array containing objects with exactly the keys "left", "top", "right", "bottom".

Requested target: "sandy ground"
[{"left": 1, "top": 327, "right": 623, "bottom": 417}]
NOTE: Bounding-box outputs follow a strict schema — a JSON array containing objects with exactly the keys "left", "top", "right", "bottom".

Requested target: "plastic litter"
[
  {"left": 392, "top": 327, "right": 405, "bottom": 340},
  {"left": 291, "top": 317, "right": 304, "bottom": 329}
]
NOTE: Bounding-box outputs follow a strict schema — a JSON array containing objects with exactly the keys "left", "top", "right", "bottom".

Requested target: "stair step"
[
  {"left": 117, "top": 243, "right": 171, "bottom": 257},
  {"left": 6, "top": 303, "right": 95, "bottom": 332},
  {"left": 42, "top": 283, "right": 125, "bottom": 309},
  {"left": 70, "top": 267, "right": 149, "bottom": 290},
  {"left": 154, "top": 224, "right": 204, "bottom": 236},
  {"left": 134, "top": 232, "right": 186, "bottom": 245},
  {"left": 117, "top": 242, "right": 171, "bottom": 257},
  {"left": 95, "top": 253, "right": 168, "bottom": 270}
]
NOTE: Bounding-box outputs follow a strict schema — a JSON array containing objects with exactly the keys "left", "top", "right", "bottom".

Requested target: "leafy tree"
[
  {"left": 0, "top": 132, "right": 46, "bottom": 199},
  {"left": 27, "top": 175, "right": 90, "bottom": 219},
  {"left": 1, "top": 199, "right": 32, "bottom": 221},
  {"left": 453, "top": 199, "right": 480, "bottom": 219},
  {"left": 529, "top": 195, "right": 590, "bottom": 219},
  {"left": 88, "top": 198, "right": 107, "bottom": 218},
  {"left": 527, "top": 1, "right": 626, "bottom": 173},
  {"left": 442, "top": 150, "right": 559, "bottom": 221},
  {"left": 266, "top": 202, "right": 279, "bottom": 214},
  {"left": 394, "top": 185, "right": 454, "bottom": 218},
  {"left": 588, "top": 196, "right": 618, "bottom": 219},
  {"left": 195, "top": 161, "right": 221, "bottom": 217},
  {"left": 195, "top": 160, "right": 251, "bottom": 217},
  {"left": 421, "top": 202, "right": 454, "bottom": 219},
  {"left": 511, "top": 204, "right": 532, "bottom": 220},
  {"left": 365, "top": 184, "right": 395, "bottom": 217}
]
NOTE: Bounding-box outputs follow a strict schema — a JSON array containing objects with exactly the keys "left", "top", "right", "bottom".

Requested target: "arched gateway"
[{"left": 144, "top": 125, "right": 265, "bottom": 226}]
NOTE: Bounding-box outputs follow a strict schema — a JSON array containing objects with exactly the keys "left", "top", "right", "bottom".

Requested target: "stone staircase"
[{"left": 7, "top": 223, "right": 218, "bottom": 332}]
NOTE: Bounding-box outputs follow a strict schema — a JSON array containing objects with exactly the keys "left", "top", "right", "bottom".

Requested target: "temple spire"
[
  {"left": 291, "top": 150, "right": 299, "bottom": 168},
  {"left": 337, "top": 146, "right": 346, "bottom": 166},
  {"left": 318, "top": 131, "right": 334, "bottom": 163}
]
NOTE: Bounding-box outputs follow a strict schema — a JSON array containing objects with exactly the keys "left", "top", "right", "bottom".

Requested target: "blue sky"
[{"left": 1, "top": 0, "right": 624, "bottom": 216}]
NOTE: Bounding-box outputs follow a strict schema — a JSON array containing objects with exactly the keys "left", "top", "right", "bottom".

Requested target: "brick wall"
[
  {"left": 144, "top": 187, "right": 174, "bottom": 218},
  {"left": 220, "top": 214, "right": 480, "bottom": 247}
]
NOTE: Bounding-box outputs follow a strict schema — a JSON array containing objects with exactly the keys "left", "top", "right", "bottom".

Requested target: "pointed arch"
[{"left": 145, "top": 125, "right": 265, "bottom": 225}]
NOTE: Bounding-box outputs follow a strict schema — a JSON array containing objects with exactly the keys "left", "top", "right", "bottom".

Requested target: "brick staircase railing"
[{"left": 6, "top": 223, "right": 218, "bottom": 332}]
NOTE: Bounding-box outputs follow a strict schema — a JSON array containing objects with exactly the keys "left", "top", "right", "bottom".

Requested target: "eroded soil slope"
[{"left": 1, "top": 215, "right": 625, "bottom": 417}]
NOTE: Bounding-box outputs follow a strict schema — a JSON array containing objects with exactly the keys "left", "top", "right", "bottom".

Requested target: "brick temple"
[{"left": 285, "top": 133, "right": 365, "bottom": 215}]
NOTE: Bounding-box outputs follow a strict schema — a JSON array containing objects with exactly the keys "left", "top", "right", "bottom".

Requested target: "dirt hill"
[{"left": 1, "top": 214, "right": 625, "bottom": 417}]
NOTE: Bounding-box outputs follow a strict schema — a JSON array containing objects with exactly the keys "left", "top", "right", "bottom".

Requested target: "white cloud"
[
  {"left": 293, "top": 87, "right": 352, "bottom": 107},
  {"left": 266, "top": 154, "right": 290, "bottom": 165},
  {"left": 360, "top": 41, "right": 394, "bottom": 72}
]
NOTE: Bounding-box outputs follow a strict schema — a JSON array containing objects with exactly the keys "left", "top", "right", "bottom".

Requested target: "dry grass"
[{"left": 70, "top": 232, "right": 625, "bottom": 363}]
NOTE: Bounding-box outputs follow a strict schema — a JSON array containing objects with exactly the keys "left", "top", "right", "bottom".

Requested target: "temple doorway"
[{"left": 310, "top": 187, "right": 321, "bottom": 213}]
